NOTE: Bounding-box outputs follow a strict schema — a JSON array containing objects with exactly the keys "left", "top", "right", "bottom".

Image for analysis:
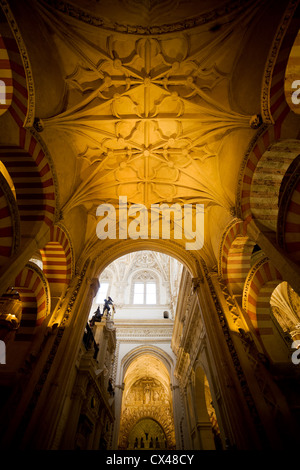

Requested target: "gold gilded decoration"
[{"left": 119, "top": 376, "right": 175, "bottom": 449}]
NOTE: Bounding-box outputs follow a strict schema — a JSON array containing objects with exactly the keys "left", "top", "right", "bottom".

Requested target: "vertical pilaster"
[
  {"left": 111, "top": 383, "right": 124, "bottom": 449},
  {"left": 194, "top": 267, "right": 264, "bottom": 449},
  {"left": 58, "top": 375, "right": 88, "bottom": 449},
  {"left": 171, "top": 383, "right": 187, "bottom": 450},
  {"left": 11, "top": 261, "right": 99, "bottom": 449},
  {"left": 202, "top": 265, "right": 298, "bottom": 449}
]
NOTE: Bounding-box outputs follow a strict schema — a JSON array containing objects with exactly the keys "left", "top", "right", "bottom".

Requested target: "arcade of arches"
[{"left": 0, "top": 0, "right": 300, "bottom": 451}]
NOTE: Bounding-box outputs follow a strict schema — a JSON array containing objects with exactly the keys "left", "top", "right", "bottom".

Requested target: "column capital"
[
  {"left": 89, "top": 277, "right": 100, "bottom": 297},
  {"left": 191, "top": 276, "right": 204, "bottom": 291}
]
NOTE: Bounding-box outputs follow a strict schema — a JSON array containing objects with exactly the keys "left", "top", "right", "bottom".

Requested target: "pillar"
[
  {"left": 171, "top": 383, "right": 188, "bottom": 450},
  {"left": 204, "top": 267, "right": 298, "bottom": 449},
  {"left": 111, "top": 382, "right": 124, "bottom": 450},
  {"left": 193, "top": 268, "right": 264, "bottom": 449},
  {"left": 58, "top": 375, "right": 88, "bottom": 449},
  {"left": 1, "top": 260, "right": 99, "bottom": 449}
]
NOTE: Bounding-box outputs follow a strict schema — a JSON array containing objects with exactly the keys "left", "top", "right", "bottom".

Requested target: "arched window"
[{"left": 131, "top": 271, "right": 159, "bottom": 305}]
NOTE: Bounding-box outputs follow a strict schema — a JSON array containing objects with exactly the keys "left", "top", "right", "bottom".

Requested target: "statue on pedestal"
[{"left": 103, "top": 297, "right": 114, "bottom": 317}]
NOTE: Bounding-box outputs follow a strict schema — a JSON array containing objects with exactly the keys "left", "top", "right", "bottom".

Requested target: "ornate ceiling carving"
[
  {"left": 39, "top": 0, "right": 254, "bottom": 33},
  {"left": 35, "top": 0, "right": 262, "bottom": 212}
]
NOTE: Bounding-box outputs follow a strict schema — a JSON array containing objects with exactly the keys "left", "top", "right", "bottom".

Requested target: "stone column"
[
  {"left": 171, "top": 383, "right": 186, "bottom": 450},
  {"left": 111, "top": 382, "right": 124, "bottom": 450},
  {"left": 187, "top": 374, "right": 215, "bottom": 450},
  {"left": 193, "top": 269, "right": 264, "bottom": 449},
  {"left": 181, "top": 384, "right": 194, "bottom": 449},
  {"left": 12, "top": 262, "right": 99, "bottom": 449},
  {"left": 59, "top": 375, "right": 88, "bottom": 449},
  {"left": 213, "top": 271, "right": 299, "bottom": 448},
  {"left": 202, "top": 267, "right": 298, "bottom": 449},
  {"left": 186, "top": 377, "right": 201, "bottom": 449}
]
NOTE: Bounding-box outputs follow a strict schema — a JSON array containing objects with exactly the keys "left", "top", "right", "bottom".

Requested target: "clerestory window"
[{"left": 133, "top": 281, "right": 157, "bottom": 305}]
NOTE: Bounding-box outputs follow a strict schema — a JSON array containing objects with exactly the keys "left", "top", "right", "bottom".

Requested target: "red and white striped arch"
[
  {"left": 261, "top": 0, "right": 299, "bottom": 129},
  {"left": 242, "top": 257, "right": 283, "bottom": 334},
  {"left": 0, "top": 128, "right": 57, "bottom": 228},
  {"left": 278, "top": 178, "right": 300, "bottom": 263},
  {"left": 219, "top": 219, "right": 256, "bottom": 295},
  {"left": 239, "top": 1, "right": 300, "bottom": 227},
  {"left": 249, "top": 140, "right": 300, "bottom": 233},
  {"left": 0, "top": 33, "right": 13, "bottom": 117},
  {"left": 40, "top": 225, "right": 73, "bottom": 297},
  {"left": 238, "top": 134, "right": 300, "bottom": 230},
  {"left": 0, "top": 171, "right": 20, "bottom": 269},
  {"left": 14, "top": 262, "right": 51, "bottom": 341},
  {"left": 0, "top": 1, "right": 34, "bottom": 127},
  {"left": 0, "top": 32, "right": 28, "bottom": 125},
  {"left": 0, "top": 3, "right": 57, "bottom": 234}
]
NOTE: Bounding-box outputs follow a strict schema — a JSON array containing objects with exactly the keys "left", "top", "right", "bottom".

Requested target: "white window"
[
  {"left": 133, "top": 281, "right": 157, "bottom": 304},
  {"left": 133, "top": 282, "right": 144, "bottom": 304},
  {"left": 146, "top": 282, "right": 156, "bottom": 304}
]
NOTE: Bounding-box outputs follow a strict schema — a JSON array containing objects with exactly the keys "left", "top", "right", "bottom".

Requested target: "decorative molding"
[
  {"left": 0, "top": 172, "right": 20, "bottom": 263},
  {"left": 39, "top": 5, "right": 256, "bottom": 211},
  {"left": 276, "top": 156, "right": 300, "bottom": 251},
  {"left": 260, "top": 0, "right": 299, "bottom": 124},
  {"left": 0, "top": 0, "right": 35, "bottom": 127},
  {"left": 242, "top": 256, "right": 269, "bottom": 313},
  {"left": 14, "top": 259, "right": 91, "bottom": 442},
  {"left": 39, "top": 0, "right": 255, "bottom": 35},
  {"left": 116, "top": 327, "right": 173, "bottom": 338},
  {"left": 30, "top": 128, "right": 60, "bottom": 221},
  {"left": 200, "top": 258, "right": 268, "bottom": 444}
]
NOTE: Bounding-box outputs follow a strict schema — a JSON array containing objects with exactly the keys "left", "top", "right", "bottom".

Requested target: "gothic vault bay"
[{"left": 0, "top": 0, "right": 299, "bottom": 451}]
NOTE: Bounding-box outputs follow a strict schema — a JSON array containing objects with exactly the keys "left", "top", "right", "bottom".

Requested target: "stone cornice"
[{"left": 38, "top": 0, "right": 253, "bottom": 36}]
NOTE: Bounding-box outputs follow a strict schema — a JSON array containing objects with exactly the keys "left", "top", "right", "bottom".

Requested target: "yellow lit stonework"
[{"left": 0, "top": 0, "right": 299, "bottom": 453}]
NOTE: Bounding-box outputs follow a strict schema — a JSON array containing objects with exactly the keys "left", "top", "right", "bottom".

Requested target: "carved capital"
[
  {"left": 90, "top": 277, "right": 100, "bottom": 297},
  {"left": 191, "top": 276, "right": 204, "bottom": 292}
]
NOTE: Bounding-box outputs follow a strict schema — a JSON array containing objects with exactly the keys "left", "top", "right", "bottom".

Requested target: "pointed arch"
[
  {"left": 277, "top": 155, "right": 300, "bottom": 263},
  {"left": 261, "top": 0, "right": 299, "bottom": 128},
  {"left": 13, "top": 261, "right": 51, "bottom": 341},
  {"left": 0, "top": 0, "right": 35, "bottom": 127},
  {"left": 238, "top": 138, "right": 300, "bottom": 231},
  {"left": 194, "top": 365, "right": 219, "bottom": 450},
  {"left": 40, "top": 224, "right": 74, "bottom": 298},
  {"left": 219, "top": 219, "right": 258, "bottom": 295},
  {"left": 0, "top": 170, "right": 20, "bottom": 269},
  {"left": 241, "top": 257, "right": 294, "bottom": 363},
  {"left": 242, "top": 257, "right": 283, "bottom": 333},
  {"left": 0, "top": 128, "right": 57, "bottom": 231}
]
